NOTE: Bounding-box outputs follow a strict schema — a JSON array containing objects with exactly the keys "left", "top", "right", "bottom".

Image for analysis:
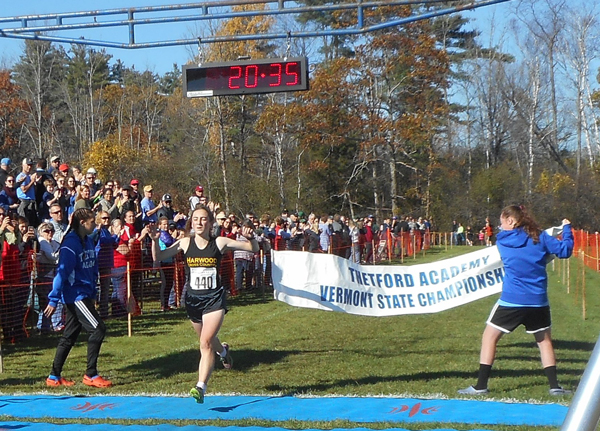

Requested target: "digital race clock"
[{"left": 183, "top": 57, "right": 309, "bottom": 97}]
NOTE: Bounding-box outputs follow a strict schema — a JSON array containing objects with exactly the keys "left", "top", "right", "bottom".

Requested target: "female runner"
[{"left": 151, "top": 205, "right": 258, "bottom": 403}]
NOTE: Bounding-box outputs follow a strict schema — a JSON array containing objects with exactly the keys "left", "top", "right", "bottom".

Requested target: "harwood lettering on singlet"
[
  {"left": 186, "top": 257, "right": 217, "bottom": 266},
  {"left": 184, "top": 238, "right": 223, "bottom": 293}
]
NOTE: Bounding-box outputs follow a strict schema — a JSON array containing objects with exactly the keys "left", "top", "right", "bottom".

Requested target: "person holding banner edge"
[
  {"left": 458, "top": 205, "right": 573, "bottom": 396},
  {"left": 150, "top": 205, "right": 258, "bottom": 404}
]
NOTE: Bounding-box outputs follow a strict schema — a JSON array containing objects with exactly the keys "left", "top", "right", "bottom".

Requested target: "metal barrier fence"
[
  {"left": 0, "top": 244, "right": 272, "bottom": 343},
  {"left": 0, "top": 229, "right": 470, "bottom": 344}
]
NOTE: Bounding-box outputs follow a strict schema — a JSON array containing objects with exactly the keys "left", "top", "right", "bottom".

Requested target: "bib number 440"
[
  {"left": 190, "top": 267, "right": 217, "bottom": 290},
  {"left": 193, "top": 275, "right": 214, "bottom": 290}
]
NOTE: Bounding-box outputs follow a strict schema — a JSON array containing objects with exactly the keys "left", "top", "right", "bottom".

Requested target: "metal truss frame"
[{"left": 0, "top": 0, "right": 511, "bottom": 49}]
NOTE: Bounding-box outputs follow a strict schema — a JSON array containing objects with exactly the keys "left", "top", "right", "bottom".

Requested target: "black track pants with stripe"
[{"left": 51, "top": 297, "right": 106, "bottom": 378}]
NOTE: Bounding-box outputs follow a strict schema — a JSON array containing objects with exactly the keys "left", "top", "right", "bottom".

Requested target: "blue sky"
[
  {"left": 0, "top": 1, "right": 514, "bottom": 76},
  {"left": 0, "top": 0, "right": 197, "bottom": 74}
]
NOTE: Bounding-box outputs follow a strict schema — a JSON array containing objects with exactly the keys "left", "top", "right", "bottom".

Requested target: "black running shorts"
[
  {"left": 487, "top": 303, "right": 551, "bottom": 334},
  {"left": 185, "top": 288, "right": 228, "bottom": 323}
]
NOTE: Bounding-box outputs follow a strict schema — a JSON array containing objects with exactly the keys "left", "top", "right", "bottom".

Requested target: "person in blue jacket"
[
  {"left": 459, "top": 205, "right": 573, "bottom": 396},
  {"left": 44, "top": 208, "right": 112, "bottom": 388},
  {"left": 91, "top": 211, "right": 119, "bottom": 319}
]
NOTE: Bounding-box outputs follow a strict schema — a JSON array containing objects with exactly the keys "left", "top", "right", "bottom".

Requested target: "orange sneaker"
[
  {"left": 82, "top": 375, "right": 112, "bottom": 388},
  {"left": 46, "top": 376, "right": 75, "bottom": 387}
]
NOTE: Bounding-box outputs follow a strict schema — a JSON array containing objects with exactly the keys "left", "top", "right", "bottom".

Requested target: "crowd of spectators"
[{"left": 0, "top": 155, "right": 443, "bottom": 343}]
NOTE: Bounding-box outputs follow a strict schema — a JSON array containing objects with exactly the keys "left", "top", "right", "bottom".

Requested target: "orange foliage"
[
  {"left": 83, "top": 135, "right": 140, "bottom": 181},
  {"left": 0, "top": 71, "right": 28, "bottom": 149},
  {"left": 205, "top": 4, "right": 274, "bottom": 63},
  {"left": 291, "top": 57, "right": 364, "bottom": 149}
]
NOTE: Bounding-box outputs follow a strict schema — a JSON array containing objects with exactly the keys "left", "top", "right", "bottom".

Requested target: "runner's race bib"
[{"left": 190, "top": 266, "right": 217, "bottom": 290}]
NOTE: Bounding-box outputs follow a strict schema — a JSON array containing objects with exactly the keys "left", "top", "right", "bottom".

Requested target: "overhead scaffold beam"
[{"left": 0, "top": 0, "right": 512, "bottom": 49}]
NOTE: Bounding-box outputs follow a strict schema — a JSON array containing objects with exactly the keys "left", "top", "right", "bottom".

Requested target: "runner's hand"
[
  {"left": 241, "top": 226, "right": 254, "bottom": 240},
  {"left": 147, "top": 224, "right": 161, "bottom": 240}
]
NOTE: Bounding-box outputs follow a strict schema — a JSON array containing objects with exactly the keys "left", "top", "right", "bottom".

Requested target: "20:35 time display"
[
  {"left": 183, "top": 57, "right": 309, "bottom": 97},
  {"left": 228, "top": 62, "right": 299, "bottom": 89}
]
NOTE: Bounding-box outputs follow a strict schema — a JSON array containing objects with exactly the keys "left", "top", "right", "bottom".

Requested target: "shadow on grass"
[
  {"left": 264, "top": 366, "right": 585, "bottom": 394},
  {"left": 497, "top": 354, "right": 590, "bottom": 366},
  {"left": 0, "top": 376, "right": 50, "bottom": 386},
  {"left": 104, "top": 311, "right": 188, "bottom": 337},
  {"left": 265, "top": 370, "right": 475, "bottom": 393},
  {"left": 2, "top": 333, "right": 62, "bottom": 354},
  {"left": 510, "top": 339, "right": 596, "bottom": 352},
  {"left": 118, "top": 348, "right": 296, "bottom": 378},
  {"left": 103, "top": 292, "right": 276, "bottom": 336},
  {"left": 229, "top": 290, "right": 275, "bottom": 308}
]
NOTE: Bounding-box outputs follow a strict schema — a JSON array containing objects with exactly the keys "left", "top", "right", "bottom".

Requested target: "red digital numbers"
[
  {"left": 229, "top": 66, "right": 242, "bottom": 89},
  {"left": 228, "top": 62, "right": 300, "bottom": 90},
  {"left": 185, "top": 57, "right": 308, "bottom": 97},
  {"left": 286, "top": 63, "right": 299, "bottom": 85},
  {"left": 245, "top": 65, "right": 259, "bottom": 88},
  {"left": 269, "top": 63, "right": 282, "bottom": 87}
]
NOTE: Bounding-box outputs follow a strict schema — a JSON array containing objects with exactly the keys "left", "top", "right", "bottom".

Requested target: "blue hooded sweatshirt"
[
  {"left": 496, "top": 224, "right": 573, "bottom": 306},
  {"left": 48, "top": 230, "right": 98, "bottom": 307}
]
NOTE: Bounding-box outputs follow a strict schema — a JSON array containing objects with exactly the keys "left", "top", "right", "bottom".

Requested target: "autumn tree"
[
  {"left": 83, "top": 136, "right": 139, "bottom": 181},
  {"left": 294, "top": 0, "right": 357, "bottom": 60},
  {"left": 514, "top": 0, "right": 568, "bottom": 173},
  {"left": 63, "top": 45, "right": 112, "bottom": 158},
  {"left": 189, "top": 4, "right": 275, "bottom": 213},
  {"left": 97, "top": 68, "right": 167, "bottom": 157},
  {"left": 257, "top": 57, "right": 365, "bottom": 215},
  {"left": 353, "top": 8, "right": 450, "bottom": 218},
  {"left": 0, "top": 71, "right": 28, "bottom": 151},
  {"left": 12, "top": 40, "right": 66, "bottom": 158}
]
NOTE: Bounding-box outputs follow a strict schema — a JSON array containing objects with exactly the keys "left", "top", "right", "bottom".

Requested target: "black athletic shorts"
[
  {"left": 486, "top": 303, "right": 551, "bottom": 334},
  {"left": 185, "top": 287, "right": 227, "bottom": 323}
]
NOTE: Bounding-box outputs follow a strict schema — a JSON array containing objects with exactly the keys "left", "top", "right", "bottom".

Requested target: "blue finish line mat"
[
  {"left": 0, "top": 425, "right": 494, "bottom": 431},
  {"left": 0, "top": 395, "right": 567, "bottom": 426}
]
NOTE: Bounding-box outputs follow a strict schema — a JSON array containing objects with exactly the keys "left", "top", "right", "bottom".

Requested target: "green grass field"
[{"left": 0, "top": 245, "right": 597, "bottom": 431}]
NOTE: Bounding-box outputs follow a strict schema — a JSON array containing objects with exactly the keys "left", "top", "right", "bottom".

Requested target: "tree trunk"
[{"left": 216, "top": 97, "right": 231, "bottom": 213}]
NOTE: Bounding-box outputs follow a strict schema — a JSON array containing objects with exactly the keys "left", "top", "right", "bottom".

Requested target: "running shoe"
[
  {"left": 190, "top": 386, "right": 204, "bottom": 404},
  {"left": 46, "top": 376, "right": 75, "bottom": 387},
  {"left": 220, "top": 343, "right": 233, "bottom": 369},
  {"left": 549, "top": 386, "right": 572, "bottom": 396},
  {"left": 457, "top": 385, "right": 489, "bottom": 395},
  {"left": 82, "top": 375, "right": 112, "bottom": 388}
]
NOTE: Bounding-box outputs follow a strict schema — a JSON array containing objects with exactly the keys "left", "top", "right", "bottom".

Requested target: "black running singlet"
[{"left": 184, "top": 237, "right": 223, "bottom": 296}]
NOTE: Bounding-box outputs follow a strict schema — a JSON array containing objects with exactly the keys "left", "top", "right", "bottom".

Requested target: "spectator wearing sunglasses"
[
  {"left": 36, "top": 222, "right": 61, "bottom": 333},
  {"left": 48, "top": 204, "right": 68, "bottom": 243},
  {"left": 0, "top": 175, "right": 19, "bottom": 214}
]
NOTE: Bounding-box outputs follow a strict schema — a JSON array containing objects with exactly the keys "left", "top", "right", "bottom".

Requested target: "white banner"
[{"left": 272, "top": 247, "right": 504, "bottom": 316}]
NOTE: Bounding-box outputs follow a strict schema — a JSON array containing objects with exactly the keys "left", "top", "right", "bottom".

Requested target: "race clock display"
[{"left": 183, "top": 57, "right": 309, "bottom": 97}]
